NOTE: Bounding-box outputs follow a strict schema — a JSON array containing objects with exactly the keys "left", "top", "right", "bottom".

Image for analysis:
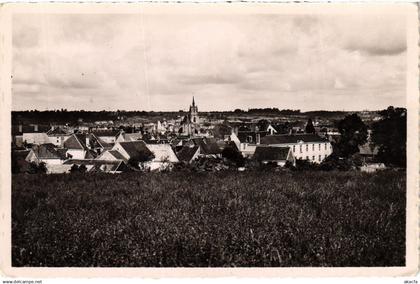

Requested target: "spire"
[{"left": 192, "top": 96, "right": 195, "bottom": 107}]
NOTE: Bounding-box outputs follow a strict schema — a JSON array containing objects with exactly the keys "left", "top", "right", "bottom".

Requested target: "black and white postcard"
[{"left": 0, "top": 3, "right": 418, "bottom": 278}]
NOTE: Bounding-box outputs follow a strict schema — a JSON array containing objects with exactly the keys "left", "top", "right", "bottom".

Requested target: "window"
[
  {"left": 293, "top": 145, "right": 295, "bottom": 152},
  {"left": 306, "top": 144, "right": 308, "bottom": 151},
  {"left": 306, "top": 156, "right": 309, "bottom": 160},
  {"left": 247, "top": 136, "right": 253, "bottom": 143},
  {"left": 312, "top": 155, "right": 315, "bottom": 161},
  {"left": 319, "top": 155, "right": 322, "bottom": 161},
  {"left": 300, "top": 145, "right": 302, "bottom": 153},
  {"left": 312, "top": 144, "right": 315, "bottom": 151},
  {"left": 325, "top": 143, "right": 327, "bottom": 150},
  {"left": 318, "top": 144, "right": 321, "bottom": 150}
]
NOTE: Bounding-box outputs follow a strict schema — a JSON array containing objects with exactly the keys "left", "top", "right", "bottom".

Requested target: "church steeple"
[{"left": 189, "top": 96, "right": 199, "bottom": 124}]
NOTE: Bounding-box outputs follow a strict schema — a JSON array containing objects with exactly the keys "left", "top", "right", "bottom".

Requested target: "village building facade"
[{"left": 261, "top": 134, "right": 333, "bottom": 163}]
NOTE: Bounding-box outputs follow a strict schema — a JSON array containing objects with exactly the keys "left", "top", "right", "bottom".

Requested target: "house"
[
  {"left": 63, "top": 134, "right": 97, "bottom": 159},
  {"left": 111, "top": 141, "right": 153, "bottom": 161},
  {"left": 95, "top": 149, "right": 128, "bottom": 162},
  {"left": 25, "top": 144, "right": 68, "bottom": 167},
  {"left": 12, "top": 124, "right": 51, "bottom": 146},
  {"left": 91, "top": 129, "right": 121, "bottom": 144},
  {"left": 261, "top": 134, "right": 333, "bottom": 164},
  {"left": 88, "top": 134, "right": 113, "bottom": 154},
  {"left": 192, "top": 137, "right": 222, "bottom": 158},
  {"left": 266, "top": 124, "right": 278, "bottom": 135},
  {"left": 176, "top": 145, "right": 200, "bottom": 163},
  {"left": 358, "top": 143, "right": 379, "bottom": 163},
  {"left": 145, "top": 143, "right": 180, "bottom": 171},
  {"left": 116, "top": 132, "right": 143, "bottom": 143},
  {"left": 253, "top": 146, "right": 294, "bottom": 166},
  {"left": 47, "top": 127, "right": 71, "bottom": 147},
  {"left": 223, "top": 132, "right": 241, "bottom": 150},
  {"left": 235, "top": 131, "right": 268, "bottom": 158}
]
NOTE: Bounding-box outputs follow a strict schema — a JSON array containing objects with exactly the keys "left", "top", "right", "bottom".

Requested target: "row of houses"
[{"left": 12, "top": 121, "right": 338, "bottom": 174}]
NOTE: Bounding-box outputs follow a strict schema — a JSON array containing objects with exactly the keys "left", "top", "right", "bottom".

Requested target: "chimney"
[
  {"left": 34, "top": 124, "right": 38, "bottom": 132},
  {"left": 256, "top": 133, "right": 261, "bottom": 145}
]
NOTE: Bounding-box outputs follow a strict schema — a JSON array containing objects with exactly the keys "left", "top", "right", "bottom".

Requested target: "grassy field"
[{"left": 12, "top": 170, "right": 406, "bottom": 267}]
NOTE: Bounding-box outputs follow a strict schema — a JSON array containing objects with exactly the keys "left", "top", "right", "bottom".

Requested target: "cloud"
[{"left": 12, "top": 12, "right": 407, "bottom": 111}]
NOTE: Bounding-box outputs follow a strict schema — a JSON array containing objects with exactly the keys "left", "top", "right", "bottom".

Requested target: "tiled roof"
[
  {"left": 64, "top": 134, "right": 86, "bottom": 150},
  {"left": 121, "top": 133, "right": 143, "bottom": 142},
  {"left": 31, "top": 144, "right": 67, "bottom": 159},
  {"left": 176, "top": 145, "right": 199, "bottom": 162},
  {"left": 92, "top": 129, "right": 121, "bottom": 137},
  {"left": 146, "top": 144, "right": 179, "bottom": 163},
  {"left": 12, "top": 150, "right": 30, "bottom": 160},
  {"left": 192, "top": 138, "right": 221, "bottom": 155},
  {"left": 144, "top": 139, "right": 170, "bottom": 144},
  {"left": 359, "top": 143, "right": 379, "bottom": 156},
  {"left": 47, "top": 127, "right": 69, "bottom": 136},
  {"left": 253, "top": 146, "right": 290, "bottom": 161},
  {"left": 96, "top": 137, "right": 113, "bottom": 149},
  {"left": 119, "top": 141, "right": 153, "bottom": 159},
  {"left": 261, "top": 134, "right": 328, "bottom": 145},
  {"left": 108, "top": 150, "right": 127, "bottom": 161},
  {"left": 12, "top": 124, "right": 50, "bottom": 135}
]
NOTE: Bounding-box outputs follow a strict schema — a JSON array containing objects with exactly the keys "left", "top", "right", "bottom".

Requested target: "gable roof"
[
  {"left": 253, "top": 146, "right": 290, "bottom": 161},
  {"left": 359, "top": 143, "right": 379, "bottom": 156},
  {"left": 146, "top": 144, "right": 179, "bottom": 162},
  {"left": 30, "top": 144, "right": 67, "bottom": 160},
  {"left": 119, "top": 141, "right": 153, "bottom": 159},
  {"left": 176, "top": 145, "right": 199, "bottom": 162},
  {"left": 64, "top": 134, "right": 87, "bottom": 150},
  {"left": 192, "top": 138, "right": 222, "bottom": 155},
  {"left": 108, "top": 150, "right": 127, "bottom": 161},
  {"left": 91, "top": 129, "right": 121, "bottom": 137},
  {"left": 47, "top": 127, "right": 69, "bottom": 136},
  {"left": 121, "top": 133, "right": 143, "bottom": 142},
  {"left": 261, "top": 134, "right": 328, "bottom": 145}
]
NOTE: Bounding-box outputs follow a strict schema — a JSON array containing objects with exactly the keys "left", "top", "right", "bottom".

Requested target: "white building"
[{"left": 261, "top": 134, "right": 333, "bottom": 163}]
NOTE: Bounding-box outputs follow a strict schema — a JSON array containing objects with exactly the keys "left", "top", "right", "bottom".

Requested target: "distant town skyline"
[{"left": 12, "top": 12, "right": 407, "bottom": 111}]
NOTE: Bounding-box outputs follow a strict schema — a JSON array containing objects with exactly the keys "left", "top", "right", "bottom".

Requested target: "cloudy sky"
[{"left": 12, "top": 12, "right": 407, "bottom": 111}]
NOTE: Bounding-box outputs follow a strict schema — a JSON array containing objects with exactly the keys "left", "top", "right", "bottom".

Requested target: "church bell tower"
[{"left": 189, "top": 96, "right": 199, "bottom": 124}]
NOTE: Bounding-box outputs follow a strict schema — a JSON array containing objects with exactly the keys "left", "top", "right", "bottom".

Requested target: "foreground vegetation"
[{"left": 12, "top": 170, "right": 405, "bottom": 267}]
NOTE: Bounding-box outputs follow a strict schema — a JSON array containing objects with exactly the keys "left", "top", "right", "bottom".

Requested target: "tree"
[
  {"left": 222, "top": 144, "right": 245, "bottom": 167},
  {"left": 256, "top": 119, "right": 269, "bottom": 132},
  {"left": 27, "top": 162, "right": 47, "bottom": 174},
  {"left": 371, "top": 106, "right": 406, "bottom": 167},
  {"left": 128, "top": 152, "right": 155, "bottom": 170},
  {"left": 70, "top": 164, "right": 80, "bottom": 173},
  {"left": 305, "top": 118, "right": 316, "bottom": 134},
  {"left": 38, "top": 162, "right": 47, "bottom": 174},
  {"left": 78, "top": 164, "right": 87, "bottom": 173},
  {"left": 336, "top": 114, "right": 368, "bottom": 157}
]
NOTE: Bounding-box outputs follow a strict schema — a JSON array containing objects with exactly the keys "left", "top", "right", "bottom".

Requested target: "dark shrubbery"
[
  {"left": 27, "top": 162, "right": 47, "bottom": 174},
  {"left": 12, "top": 171, "right": 405, "bottom": 267}
]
